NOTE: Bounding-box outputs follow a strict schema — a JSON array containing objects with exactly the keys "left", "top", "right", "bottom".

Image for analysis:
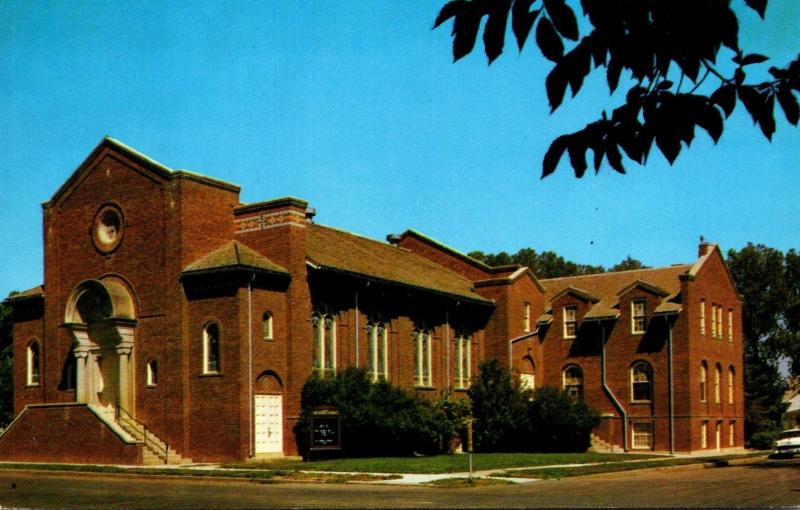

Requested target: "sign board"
[{"left": 307, "top": 405, "right": 342, "bottom": 459}]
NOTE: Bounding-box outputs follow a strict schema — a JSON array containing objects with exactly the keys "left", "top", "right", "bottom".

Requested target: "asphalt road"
[{"left": 0, "top": 458, "right": 797, "bottom": 508}]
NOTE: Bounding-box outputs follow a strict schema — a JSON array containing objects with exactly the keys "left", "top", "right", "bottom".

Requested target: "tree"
[
  {"left": 435, "top": 0, "right": 800, "bottom": 177},
  {"left": 467, "top": 359, "right": 530, "bottom": 451},
  {"left": 727, "top": 244, "right": 794, "bottom": 446},
  {"left": 468, "top": 247, "right": 644, "bottom": 278}
]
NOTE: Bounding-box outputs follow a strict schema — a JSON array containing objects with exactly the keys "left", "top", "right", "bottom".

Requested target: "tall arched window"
[
  {"left": 202, "top": 323, "right": 220, "bottom": 374},
  {"left": 262, "top": 312, "right": 273, "bottom": 340},
  {"left": 26, "top": 341, "right": 40, "bottom": 386},
  {"left": 146, "top": 359, "right": 158, "bottom": 386},
  {"left": 312, "top": 312, "right": 336, "bottom": 374},
  {"left": 728, "top": 366, "right": 735, "bottom": 404},
  {"left": 414, "top": 329, "right": 432, "bottom": 387},
  {"left": 519, "top": 356, "right": 535, "bottom": 391},
  {"left": 700, "top": 362, "right": 708, "bottom": 402},
  {"left": 714, "top": 363, "right": 722, "bottom": 403},
  {"left": 366, "top": 321, "right": 388, "bottom": 381},
  {"left": 631, "top": 361, "right": 652, "bottom": 402},
  {"left": 454, "top": 333, "right": 471, "bottom": 389},
  {"left": 563, "top": 365, "right": 583, "bottom": 399}
]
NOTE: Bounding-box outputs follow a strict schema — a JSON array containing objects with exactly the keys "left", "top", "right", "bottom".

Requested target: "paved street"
[{"left": 0, "top": 458, "right": 797, "bottom": 508}]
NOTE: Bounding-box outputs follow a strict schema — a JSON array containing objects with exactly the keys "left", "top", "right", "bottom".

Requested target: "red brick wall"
[
  {"left": 397, "top": 234, "right": 490, "bottom": 281},
  {"left": 0, "top": 404, "right": 142, "bottom": 464}
]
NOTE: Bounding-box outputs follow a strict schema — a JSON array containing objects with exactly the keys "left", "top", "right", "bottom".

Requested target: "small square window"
[{"left": 632, "top": 422, "right": 653, "bottom": 450}]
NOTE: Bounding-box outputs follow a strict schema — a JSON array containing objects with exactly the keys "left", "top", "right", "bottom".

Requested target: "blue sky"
[{"left": 2, "top": 1, "right": 798, "bottom": 298}]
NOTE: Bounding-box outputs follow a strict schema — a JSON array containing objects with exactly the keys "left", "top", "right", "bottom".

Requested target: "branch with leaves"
[{"left": 435, "top": 0, "right": 800, "bottom": 177}]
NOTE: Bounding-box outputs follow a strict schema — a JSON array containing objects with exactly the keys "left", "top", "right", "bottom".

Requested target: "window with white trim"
[
  {"left": 262, "top": 311, "right": 273, "bottom": 340},
  {"left": 728, "top": 366, "right": 734, "bottom": 404},
  {"left": 414, "top": 329, "right": 432, "bottom": 387},
  {"left": 729, "top": 421, "right": 736, "bottom": 446},
  {"left": 700, "top": 362, "right": 707, "bottom": 402},
  {"left": 312, "top": 312, "right": 336, "bottom": 374},
  {"left": 454, "top": 334, "right": 471, "bottom": 389},
  {"left": 523, "top": 303, "right": 531, "bottom": 333},
  {"left": 563, "top": 365, "right": 583, "bottom": 399},
  {"left": 563, "top": 305, "right": 577, "bottom": 339},
  {"left": 700, "top": 300, "right": 706, "bottom": 336},
  {"left": 631, "top": 299, "right": 646, "bottom": 334},
  {"left": 146, "top": 359, "right": 158, "bottom": 387},
  {"left": 631, "top": 361, "right": 652, "bottom": 402},
  {"left": 701, "top": 421, "right": 708, "bottom": 448},
  {"left": 727, "top": 309, "right": 733, "bottom": 342},
  {"left": 366, "top": 321, "right": 388, "bottom": 381},
  {"left": 632, "top": 421, "right": 653, "bottom": 449},
  {"left": 716, "top": 305, "right": 723, "bottom": 339},
  {"left": 202, "top": 323, "right": 220, "bottom": 374},
  {"left": 26, "top": 341, "right": 40, "bottom": 386},
  {"left": 714, "top": 363, "right": 721, "bottom": 403},
  {"left": 710, "top": 303, "right": 717, "bottom": 338}
]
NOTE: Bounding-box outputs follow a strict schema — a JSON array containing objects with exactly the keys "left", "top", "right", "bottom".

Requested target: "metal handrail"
[{"left": 116, "top": 402, "right": 169, "bottom": 463}]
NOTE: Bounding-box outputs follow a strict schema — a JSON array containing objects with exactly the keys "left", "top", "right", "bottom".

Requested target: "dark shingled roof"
[
  {"left": 540, "top": 265, "right": 691, "bottom": 318},
  {"left": 3, "top": 286, "right": 44, "bottom": 302},
  {"left": 306, "top": 224, "right": 492, "bottom": 304},
  {"left": 183, "top": 241, "right": 289, "bottom": 277}
]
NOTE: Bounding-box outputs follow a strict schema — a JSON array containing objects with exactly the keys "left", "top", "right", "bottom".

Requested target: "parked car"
[{"left": 770, "top": 428, "right": 800, "bottom": 458}]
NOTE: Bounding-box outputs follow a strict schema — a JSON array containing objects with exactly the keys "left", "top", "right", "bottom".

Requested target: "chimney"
[
  {"left": 305, "top": 207, "right": 316, "bottom": 223},
  {"left": 698, "top": 236, "right": 714, "bottom": 257},
  {"left": 386, "top": 234, "right": 401, "bottom": 246}
]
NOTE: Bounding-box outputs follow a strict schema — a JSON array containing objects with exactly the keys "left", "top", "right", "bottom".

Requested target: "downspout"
[
  {"left": 445, "top": 309, "right": 450, "bottom": 386},
  {"left": 600, "top": 320, "right": 628, "bottom": 451},
  {"left": 665, "top": 314, "right": 675, "bottom": 454},
  {"left": 355, "top": 291, "right": 359, "bottom": 367},
  {"left": 248, "top": 272, "right": 255, "bottom": 458}
]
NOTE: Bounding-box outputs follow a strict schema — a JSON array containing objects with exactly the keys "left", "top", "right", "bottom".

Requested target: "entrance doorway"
[{"left": 254, "top": 394, "right": 283, "bottom": 454}]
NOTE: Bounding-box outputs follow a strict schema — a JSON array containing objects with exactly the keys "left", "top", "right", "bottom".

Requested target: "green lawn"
[{"left": 225, "top": 452, "right": 667, "bottom": 474}]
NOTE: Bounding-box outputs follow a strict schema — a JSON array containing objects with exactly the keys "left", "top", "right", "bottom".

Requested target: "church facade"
[{"left": 0, "top": 138, "right": 744, "bottom": 464}]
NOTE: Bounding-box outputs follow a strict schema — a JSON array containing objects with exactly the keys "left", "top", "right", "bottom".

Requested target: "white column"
[
  {"left": 115, "top": 325, "right": 135, "bottom": 415},
  {"left": 68, "top": 326, "right": 92, "bottom": 404}
]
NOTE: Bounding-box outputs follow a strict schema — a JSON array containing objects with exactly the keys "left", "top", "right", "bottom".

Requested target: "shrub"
[
  {"left": 294, "top": 368, "right": 442, "bottom": 457},
  {"left": 747, "top": 430, "right": 780, "bottom": 450},
  {"left": 467, "top": 359, "right": 530, "bottom": 452},
  {"left": 527, "top": 386, "right": 600, "bottom": 452}
]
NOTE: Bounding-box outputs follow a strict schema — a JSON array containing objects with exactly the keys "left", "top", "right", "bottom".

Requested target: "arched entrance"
[
  {"left": 254, "top": 371, "right": 283, "bottom": 455},
  {"left": 63, "top": 279, "right": 137, "bottom": 418}
]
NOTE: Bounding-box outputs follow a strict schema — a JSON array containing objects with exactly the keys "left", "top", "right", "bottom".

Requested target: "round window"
[{"left": 92, "top": 205, "right": 124, "bottom": 253}]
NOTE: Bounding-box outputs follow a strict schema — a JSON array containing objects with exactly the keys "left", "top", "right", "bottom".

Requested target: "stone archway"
[{"left": 64, "top": 279, "right": 137, "bottom": 417}]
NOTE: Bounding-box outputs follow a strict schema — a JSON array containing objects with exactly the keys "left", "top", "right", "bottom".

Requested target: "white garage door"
[{"left": 255, "top": 394, "right": 283, "bottom": 454}]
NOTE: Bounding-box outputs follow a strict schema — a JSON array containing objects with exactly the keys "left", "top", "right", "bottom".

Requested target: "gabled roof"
[
  {"left": 541, "top": 265, "right": 691, "bottom": 319},
  {"left": 306, "top": 224, "right": 492, "bottom": 305},
  {"left": 182, "top": 241, "right": 289, "bottom": 278},
  {"left": 2, "top": 286, "right": 44, "bottom": 303},
  {"left": 400, "top": 229, "right": 493, "bottom": 272},
  {"left": 551, "top": 286, "right": 600, "bottom": 304},
  {"left": 48, "top": 137, "right": 239, "bottom": 206}
]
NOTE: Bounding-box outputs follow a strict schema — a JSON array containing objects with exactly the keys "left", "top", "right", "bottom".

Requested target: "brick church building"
[{"left": 0, "top": 138, "right": 744, "bottom": 464}]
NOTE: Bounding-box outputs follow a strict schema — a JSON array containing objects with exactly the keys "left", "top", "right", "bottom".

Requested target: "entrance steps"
[
  {"left": 589, "top": 432, "right": 615, "bottom": 452},
  {"left": 115, "top": 407, "right": 191, "bottom": 465}
]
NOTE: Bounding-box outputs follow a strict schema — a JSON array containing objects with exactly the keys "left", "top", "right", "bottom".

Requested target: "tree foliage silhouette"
[{"left": 434, "top": 0, "right": 800, "bottom": 177}]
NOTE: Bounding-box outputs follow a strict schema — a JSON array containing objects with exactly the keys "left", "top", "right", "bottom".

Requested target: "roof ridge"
[{"left": 540, "top": 263, "right": 691, "bottom": 282}]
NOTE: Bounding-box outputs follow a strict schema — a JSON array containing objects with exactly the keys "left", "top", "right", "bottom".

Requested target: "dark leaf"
[
  {"left": 607, "top": 57, "right": 622, "bottom": 93},
  {"left": 769, "top": 66, "right": 787, "bottom": 79},
  {"left": 484, "top": 1, "right": 511, "bottom": 64},
  {"left": 777, "top": 87, "right": 800, "bottom": 126},
  {"left": 625, "top": 86, "right": 646, "bottom": 104},
  {"left": 566, "top": 44, "right": 591, "bottom": 96},
  {"left": 655, "top": 131, "right": 681, "bottom": 165},
  {"left": 758, "top": 93, "right": 776, "bottom": 140},
  {"left": 710, "top": 85, "right": 737, "bottom": 117},
  {"left": 605, "top": 143, "right": 625, "bottom": 174},
  {"left": 592, "top": 141, "right": 605, "bottom": 171},
  {"left": 542, "top": 134, "right": 570, "bottom": 178},
  {"left": 543, "top": 0, "right": 579, "bottom": 40},
  {"left": 589, "top": 33, "right": 607, "bottom": 68},
  {"left": 545, "top": 65, "right": 568, "bottom": 111},
  {"left": 567, "top": 138, "right": 588, "bottom": 177},
  {"left": 677, "top": 57, "right": 701, "bottom": 82},
  {"left": 656, "top": 80, "right": 674, "bottom": 91},
  {"left": 735, "top": 67, "right": 746, "bottom": 85},
  {"left": 719, "top": 6, "right": 739, "bottom": 50},
  {"left": 742, "top": 53, "right": 769, "bottom": 65},
  {"left": 744, "top": 0, "right": 767, "bottom": 18},
  {"left": 535, "top": 16, "right": 563, "bottom": 62},
  {"left": 511, "top": 1, "right": 540, "bottom": 51},
  {"left": 696, "top": 106, "right": 724, "bottom": 143},
  {"left": 738, "top": 86, "right": 763, "bottom": 124},
  {"left": 452, "top": 10, "right": 482, "bottom": 62},
  {"left": 433, "top": 0, "right": 469, "bottom": 28}
]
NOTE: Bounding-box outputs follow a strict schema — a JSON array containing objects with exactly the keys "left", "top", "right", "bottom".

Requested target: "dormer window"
[
  {"left": 631, "top": 300, "right": 646, "bottom": 334},
  {"left": 563, "top": 306, "right": 577, "bottom": 339}
]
